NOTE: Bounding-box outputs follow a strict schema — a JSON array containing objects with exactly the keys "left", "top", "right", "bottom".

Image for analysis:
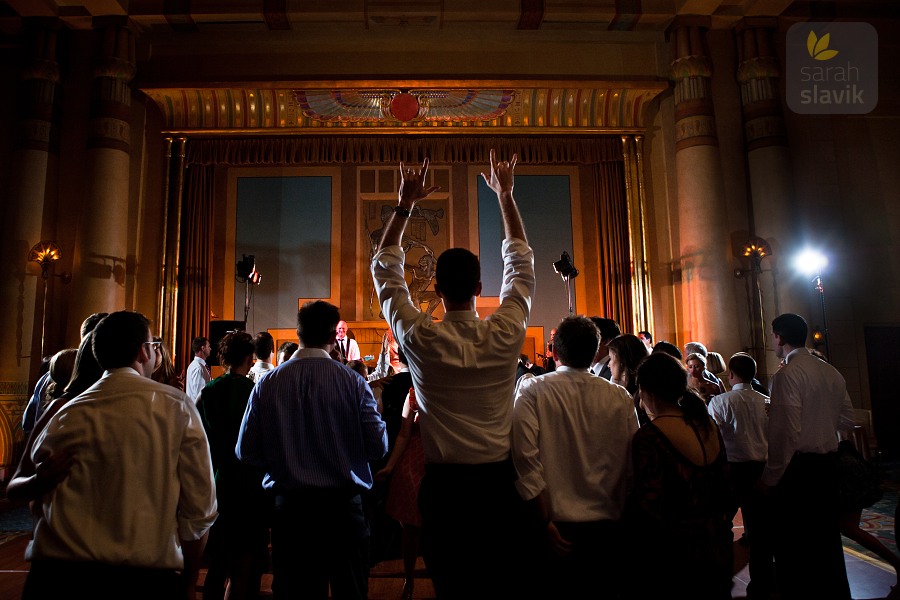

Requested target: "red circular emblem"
[{"left": 390, "top": 93, "right": 420, "bottom": 122}]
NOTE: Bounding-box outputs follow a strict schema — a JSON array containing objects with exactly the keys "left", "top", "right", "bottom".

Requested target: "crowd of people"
[{"left": 8, "top": 149, "right": 897, "bottom": 600}]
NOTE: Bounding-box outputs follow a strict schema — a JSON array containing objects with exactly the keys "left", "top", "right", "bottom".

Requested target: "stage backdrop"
[{"left": 234, "top": 175, "right": 334, "bottom": 332}]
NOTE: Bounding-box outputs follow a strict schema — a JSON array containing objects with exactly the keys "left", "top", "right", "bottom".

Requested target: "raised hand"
[
  {"left": 480, "top": 149, "right": 518, "bottom": 196},
  {"left": 399, "top": 157, "right": 440, "bottom": 206}
]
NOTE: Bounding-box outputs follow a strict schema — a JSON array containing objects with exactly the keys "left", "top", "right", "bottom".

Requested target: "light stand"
[
  {"left": 236, "top": 254, "right": 262, "bottom": 326},
  {"left": 794, "top": 249, "right": 830, "bottom": 362},
  {"left": 813, "top": 273, "right": 830, "bottom": 362},
  {"left": 553, "top": 251, "right": 579, "bottom": 316}
]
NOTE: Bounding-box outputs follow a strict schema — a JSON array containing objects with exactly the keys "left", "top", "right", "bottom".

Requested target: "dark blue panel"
[
  {"left": 236, "top": 177, "right": 332, "bottom": 330},
  {"left": 478, "top": 174, "right": 575, "bottom": 338}
]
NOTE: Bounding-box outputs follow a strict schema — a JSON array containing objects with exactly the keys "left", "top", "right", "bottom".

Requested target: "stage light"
[{"left": 793, "top": 249, "right": 827, "bottom": 278}]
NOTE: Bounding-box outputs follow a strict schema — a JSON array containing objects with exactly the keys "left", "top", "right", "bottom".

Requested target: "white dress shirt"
[
  {"left": 512, "top": 367, "right": 637, "bottom": 522},
  {"left": 590, "top": 354, "right": 611, "bottom": 378},
  {"left": 372, "top": 238, "right": 535, "bottom": 464},
  {"left": 707, "top": 382, "right": 769, "bottom": 463},
  {"left": 186, "top": 355, "right": 211, "bottom": 403},
  {"left": 27, "top": 368, "right": 218, "bottom": 569},
  {"left": 336, "top": 337, "right": 360, "bottom": 361},
  {"left": 761, "top": 348, "right": 856, "bottom": 486},
  {"left": 248, "top": 360, "right": 275, "bottom": 383}
]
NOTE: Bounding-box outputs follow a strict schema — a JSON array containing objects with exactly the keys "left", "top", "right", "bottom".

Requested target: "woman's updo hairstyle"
[
  {"left": 637, "top": 352, "right": 712, "bottom": 436},
  {"left": 218, "top": 331, "right": 255, "bottom": 370}
]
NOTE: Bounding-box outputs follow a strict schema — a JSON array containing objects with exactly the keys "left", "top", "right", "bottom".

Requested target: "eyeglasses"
[{"left": 144, "top": 341, "right": 161, "bottom": 350}]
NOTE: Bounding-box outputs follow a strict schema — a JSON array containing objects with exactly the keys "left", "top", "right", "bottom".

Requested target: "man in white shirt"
[
  {"left": 371, "top": 150, "right": 535, "bottom": 597},
  {"left": 24, "top": 311, "right": 217, "bottom": 599},
  {"left": 760, "top": 313, "right": 856, "bottom": 600},
  {"left": 707, "top": 352, "right": 772, "bottom": 596},
  {"left": 186, "top": 336, "right": 212, "bottom": 403},
  {"left": 512, "top": 315, "right": 637, "bottom": 597},
  {"left": 335, "top": 320, "right": 360, "bottom": 363},
  {"left": 588, "top": 317, "right": 620, "bottom": 379},
  {"left": 248, "top": 331, "right": 275, "bottom": 383}
]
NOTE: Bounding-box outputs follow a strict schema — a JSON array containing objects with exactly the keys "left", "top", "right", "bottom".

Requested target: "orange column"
[
  {"left": 671, "top": 22, "right": 740, "bottom": 353},
  {"left": 736, "top": 21, "right": 805, "bottom": 370},
  {"left": 0, "top": 19, "right": 62, "bottom": 388},
  {"left": 67, "top": 18, "right": 136, "bottom": 337}
]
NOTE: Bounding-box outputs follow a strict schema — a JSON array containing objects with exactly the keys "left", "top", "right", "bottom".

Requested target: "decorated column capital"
[
  {"left": 18, "top": 18, "right": 62, "bottom": 154},
  {"left": 89, "top": 17, "right": 137, "bottom": 152},
  {"left": 736, "top": 20, "right": 787, "bottom": 150},
  {"left": 669, "top": 23, "right": 717, "bottom": 151}
]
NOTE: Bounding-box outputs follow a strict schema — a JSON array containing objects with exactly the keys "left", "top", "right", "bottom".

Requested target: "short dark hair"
[
  {"left": 192, "top": 337, "right": 209, "bottom": 354},
  {"left": 80, "top": 313, "right": 109, "bottom": 339},
  {"left": 652, "top": 341, "right": 683, "bottom": 360},
  {"left": 638, "top": 330, "right": 652, "bottom": 343},
  {"left": 435, "top": 248, "right": 480, "bottom": 304},
  {"left": 297, "top": 300, "right": 341, "bottom": 347},
  {"left": 589, "top": 317, "right": 621, "bottom": 344},
  {"left": 219, "top": 331, "right": 255, "bottom": 369},
  {"left": 554, "top": 316, "right": 600, "bottom": 369},
  {"left": 729, "top": 353, "right": 757, "bottom": 382},
  {"left": 346, "top": 360, "right": 368, "bottom": 379},
  {"left": 277, "top": 341, "right": 298, "bottom": 361},
  {"left": 92, "top": 311, "right": 150, "bottom": 371},
  {"left": 254, "top": 331, "right": 275, "bottom": 360},
  {"left": 772, "top": 313, "right": 808, "bottom": 347}
]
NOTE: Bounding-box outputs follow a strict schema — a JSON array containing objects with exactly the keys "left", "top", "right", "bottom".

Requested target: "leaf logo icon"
[{"left": 807, "top": 31, "right": 839, "bottom": 60}]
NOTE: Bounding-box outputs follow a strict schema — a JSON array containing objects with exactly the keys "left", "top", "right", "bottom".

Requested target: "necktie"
[{"left": 340, "top": 339, "right": 346, "bottom": 359}]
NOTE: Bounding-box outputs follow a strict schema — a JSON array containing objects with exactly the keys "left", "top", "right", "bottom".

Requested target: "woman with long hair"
[
  {"left": 151, "top": 335, "right": 183, "bottom": 391},
  {"left": 607, "top": 334, "right": 650, "bottom": 426},
  {"left": 624, "top": 352, "right": 735, "bottom": 600}
]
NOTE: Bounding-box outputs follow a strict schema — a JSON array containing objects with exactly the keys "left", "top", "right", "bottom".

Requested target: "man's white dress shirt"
[
  {"left": 27, "top": 368, "right": 217, "bottom": 569},
  {"left": 248, "top": 360, "right": 275, "bottom": 383},
  {"left": 707, "top": 382, "right": 769, "bottom": 463},
  {"left": 512, "top": 367, "right": 637, "bottom": 522},
  {"left": 372, "top": 238, "right": 535, "bottom": 464},
  {"left": 336, "top": 337, "right": 360, "bottom": 361},
  {"left": 761, "top": 348, "right": 856, "bottom": 486},
  {"left": 186, "top": 355, "right": 210, "bottom": 403}
]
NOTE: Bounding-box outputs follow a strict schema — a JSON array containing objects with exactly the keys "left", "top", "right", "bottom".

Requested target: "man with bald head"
[{"left": 335, "top": 320, "right": 360, "bottom": 362}]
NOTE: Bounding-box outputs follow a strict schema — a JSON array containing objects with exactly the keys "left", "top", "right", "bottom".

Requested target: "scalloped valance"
[{"left": 183, "top": 135, "right": 625, "bottom": 166}]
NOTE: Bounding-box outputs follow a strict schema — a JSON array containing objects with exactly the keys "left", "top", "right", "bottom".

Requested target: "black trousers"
[
  {"left": 729, "top": 461, "right": 775, "bottom": 597},
  {"left": 544, "top": 520, "right": 623, "bottom": 599},
  {"left": 23, "top": 559, "right": 182, "bottom": 599},
  {"left": 271, "top": 489, "right": 370, "bottom": 600},
  {"left": 771, "top": 452, "right": 850, "bottom": 600},
  {"left": 418, "top": 460, "right": 530, "bottom": 599}
]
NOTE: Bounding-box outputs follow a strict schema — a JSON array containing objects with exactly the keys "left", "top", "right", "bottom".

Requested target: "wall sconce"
[
  {"left": 28, "top": 240, "right": 69, "bottom": 358},
  {"left": 28, "top": 241, "right": 61, "bottom": 279},
  {"left": 741, "top": 237, "right": 773, "bottom": 270}
]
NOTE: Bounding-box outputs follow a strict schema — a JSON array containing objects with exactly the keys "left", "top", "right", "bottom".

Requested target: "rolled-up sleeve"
[
  {"left": 512, "top": 378, "right": 544, "bottom": 501},
  {"left": 497, "top": 238, "right": 535, "bottom": 325}
]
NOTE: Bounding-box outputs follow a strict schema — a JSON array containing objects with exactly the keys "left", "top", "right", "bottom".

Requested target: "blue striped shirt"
[{"left": 236, "top": 348, "right": 387, "bottom": 491}]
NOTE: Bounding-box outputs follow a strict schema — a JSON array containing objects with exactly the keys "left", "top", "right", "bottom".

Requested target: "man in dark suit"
[{"left": 589, "top": 317, "right": 620, "bottom": 380}]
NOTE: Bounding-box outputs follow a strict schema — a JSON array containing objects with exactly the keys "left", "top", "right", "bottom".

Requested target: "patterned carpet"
[{"left": 843, "top": 460, "right": 899, "bottom": 565}]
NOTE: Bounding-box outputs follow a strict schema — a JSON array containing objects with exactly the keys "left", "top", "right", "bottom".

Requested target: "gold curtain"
[
  {"left": 593, "top": 160, "right": 633, "bottom": 326},
  {"left": 175, "top": 163, "right": 214, "bottom": 376}
]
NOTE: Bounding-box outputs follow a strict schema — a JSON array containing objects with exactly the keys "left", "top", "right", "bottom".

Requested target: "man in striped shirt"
[{"left": 236, "top": 300, "right": 387, "bottom": 599}]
